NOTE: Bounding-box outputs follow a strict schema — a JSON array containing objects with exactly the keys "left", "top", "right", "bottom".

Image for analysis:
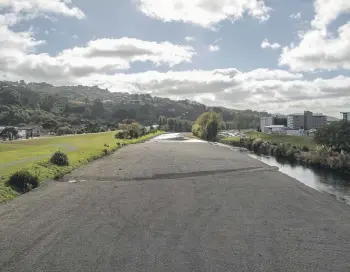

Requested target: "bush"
[
  {"left": 115, "top": 131, "right": 128, "bottom": 139},
  {"left": 56, "top": 126, "right": 75, "bottom": 136},
  {"left": 51, "top": 151, "right": 69, "bottom": 166},
  {"left": 8, "top": 170, "right": 39, "bottom": 192},
  {"left": 301, "top": 145, "right": 310, "bottom": 152}
]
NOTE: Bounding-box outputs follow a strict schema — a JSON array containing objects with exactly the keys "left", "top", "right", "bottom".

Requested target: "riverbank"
[
  {"left": 219, "top": 136, "right": 350, "bottom": 175},
  {"left": 247, "top": 152, "right": 350, "bottom": 205},
  {"left": 0, "top": 131, "right": 164, "bottom": 203}
]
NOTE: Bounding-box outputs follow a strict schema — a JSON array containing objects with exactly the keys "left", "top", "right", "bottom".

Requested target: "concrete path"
[{"left": 0, "top": 136, "right": 350, "bottom": 271}]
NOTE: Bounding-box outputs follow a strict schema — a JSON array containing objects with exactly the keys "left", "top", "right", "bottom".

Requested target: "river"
[{"left": 246, "top": 152, "right": 350, "bottom": 205}]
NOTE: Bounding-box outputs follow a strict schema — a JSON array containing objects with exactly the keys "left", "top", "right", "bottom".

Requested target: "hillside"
[{"left": 0, "top": 80, "right": 269, "bottom": 128}]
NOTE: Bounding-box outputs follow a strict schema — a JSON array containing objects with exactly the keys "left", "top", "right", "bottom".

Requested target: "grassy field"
[
  {"left": 221, "top": 132, "right": 316, "bottom": 150},
  {"left": 0, "top": 131, "right": 163, "bottom": 203},
  {"left": 245, "top": 132, "right": 316, "bottom": 149}
]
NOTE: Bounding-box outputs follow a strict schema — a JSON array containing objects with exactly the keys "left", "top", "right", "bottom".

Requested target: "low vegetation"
[
  {"left": 245, "top": 131, "right": 316, "bottom": 150},
  {"left": 220, "top": 121, "right": 350, "bottom": 174},
  {"left": 51, "top": 151, "right": 69, "bottom": 166},
  {"left": 8, "top": 170, "right": 39, "bottom": 193},
  {"left": 314, "top": 121, "right": 350, "bottom": 153},
  {"left": 0, "top": 130, "right": 163, "bottom": 203}
]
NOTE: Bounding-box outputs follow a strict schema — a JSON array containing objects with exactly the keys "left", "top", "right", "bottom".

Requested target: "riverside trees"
[{"left": 192, "top": 112, "right": 220, "bottom": 141}]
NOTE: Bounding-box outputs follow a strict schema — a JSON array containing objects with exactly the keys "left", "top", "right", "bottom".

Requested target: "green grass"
[
  {"left": 245, "top": 132, "right": 317, "bottom": 150},
  {"left": 0, "top": 131, "right": 164, "bottom": 203}
]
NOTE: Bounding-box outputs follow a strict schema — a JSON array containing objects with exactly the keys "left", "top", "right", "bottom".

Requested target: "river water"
[{"left": 247, "top": 152, "right": 350, "bottom": 205}]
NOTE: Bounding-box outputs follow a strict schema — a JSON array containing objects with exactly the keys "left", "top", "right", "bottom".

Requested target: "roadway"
[{"left": 0, "top": 134, "right": 350, "bottom": 271}]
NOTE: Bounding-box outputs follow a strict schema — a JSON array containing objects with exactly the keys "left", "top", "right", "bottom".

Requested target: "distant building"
[
  {"left": 19, "top": 127, "right": 41, "bottom": 138},
  {"left": 260, "top": 117, "right": 273, "bottom": 131},
  {"left": 260, "top": 115, "right": 287, "bottom": 131},
  {"left": 304, "top": 110, "right": 313, "bottom": 130},
  {"left": 263, "top": 125, "right": 286, "bottom": 134},
  {"left": 287, "top": 111, "right": 326, "bottom": 130},
  {"left": 341, "top": 112, "right": 350, "bottom": 121},
  {"left": 312, "top": 114, "right": 327, "bottom": 129},
  {"left": 287, "top": 114, "right": 304, "bottom": 129},
  {"left": 286, "top": 129, "right": 305, "bottom": 136}
]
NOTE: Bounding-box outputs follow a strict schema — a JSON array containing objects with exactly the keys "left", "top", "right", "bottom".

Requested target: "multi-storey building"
[
  {"left": 287, "top": 114, "right": 304, "bottom": 129},
  {"left": 260, "top": 115, "right": 287, "bottom": 131},
  {"left": 312, "top": 114, "right": 327, "bottom": 129},
  {"left": 341, "top": 112, "right": 350, "bottom": 121},
  {"left": 287, "top": 111, "right": 326, "bottom": 130}
]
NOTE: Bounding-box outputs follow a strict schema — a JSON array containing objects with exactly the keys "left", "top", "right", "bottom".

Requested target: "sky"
[{"left": 1, "top": 0, "right": 350, "bottom": 117}]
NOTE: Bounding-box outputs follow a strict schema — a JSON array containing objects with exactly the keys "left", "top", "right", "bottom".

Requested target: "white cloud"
[
  {"left": 280, "top": 0, "right": 350, "bottom": 72},
  {"left": 280, "top": 24, "right": 350, "bottom": 71},
  {"left": 185, "top": 36, "right": 195, "bottom": 42},
  {"left": 0, "top": 0, "right": 85, "bottom": 20},
  {"left": 70, "top": 69, "right": 350, "bottom": 116},
  {"left": 72, "top": 34, "right": 79, "bottom": 39},
  {"left": 312, "top": 0, "right": 350, "bottom": 30},
  {"left": 1, "top": 27, "right": 348, "bottom": 116},
  {"left": 261, "top": 39, "right": 281, "bottom": 49},
  {"left": 290, "top": 12, "right": 301, "bottom": 20},
  {"left": 0, "top": 31, "right": 196, "bottom": 83},
  {"left": 136, "top": 0, "right": 271, "bottom": 28},
  {"left": 208, "top": 44, "right": 220, "bottom": 52}
]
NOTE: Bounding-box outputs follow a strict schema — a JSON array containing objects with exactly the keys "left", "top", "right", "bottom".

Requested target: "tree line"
[{"left": 157, "top": 116, "right": 193, "bottom": 132}]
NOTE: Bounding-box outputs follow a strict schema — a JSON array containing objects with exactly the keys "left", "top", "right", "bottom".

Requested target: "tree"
[
  {"left": 158, "top": 115, "right": 167, "bottom": 126},
  {"left": 0, "top": 127, "right": 18, "bottom": 140},
  {"left": 193, "top": 112, "right": 220, "bottom": 141},
  {"left": 91, "top": 99, "right": 104, "bottom": 117},
  {"left": 167, "top": 118, "right": 176, "bottom": 131},
  {"left": 40, "top": 94, "right": 57, "bottom": 112},
  {"left": 314, "top": 121, "right": 350, "bottom": 153},
  {"left": 42, "top": 119, "right": 58, "bottom": 132}
]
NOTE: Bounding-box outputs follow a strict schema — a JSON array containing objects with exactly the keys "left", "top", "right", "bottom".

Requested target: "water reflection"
[{"left": 248, "top": 152, "right": 350, "bottom": 205}]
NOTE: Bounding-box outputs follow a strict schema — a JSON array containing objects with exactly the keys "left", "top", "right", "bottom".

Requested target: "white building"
[
  {"left": 341, "top": 112, "right": 350, "bottom": 121},
  {"left": 263, "top": 125, "right": 286, "bottom": 134},
  {"left": 260, "top": 117, "right": 273, "bottom": 131},
  {"left": 286, "top": 129, "right": 305, "bottom": 136}
]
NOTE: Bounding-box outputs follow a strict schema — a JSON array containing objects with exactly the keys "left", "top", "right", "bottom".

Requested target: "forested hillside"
[{"left": 0, "top": 80, "right": 270, "bottom": 129}]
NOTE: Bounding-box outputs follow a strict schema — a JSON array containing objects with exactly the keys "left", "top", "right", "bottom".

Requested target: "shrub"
[
  {"left": 115, "top": 131, "right": 128, "bottom": 139},
  {"left": 8, "top": 170, "right": 39, "bottom": 192},
  {"left": 51, "top": 151, "right": 69, "bottom": 166},
  {"left": 301, "top": 145, "right": 310, "bottom": 152},
  {"left": 56, "top": 126, "right": 75, "bottom": 136},
  {"left": 252, "top": 138, "right": 263, "bottom": 152},
  {"left": 192, "top": 124, "right": 201, "bottom": 137}
]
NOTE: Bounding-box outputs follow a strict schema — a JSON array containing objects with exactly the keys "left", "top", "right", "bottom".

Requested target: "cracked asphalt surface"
[{"left": 1, "top": 135, "right": 350, "bottom": 271}]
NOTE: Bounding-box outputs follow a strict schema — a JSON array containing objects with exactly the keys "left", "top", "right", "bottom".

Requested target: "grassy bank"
[
  {"left": 0, "top": 131, "right": 163, "bottom": 203},
  {"left": 245, "top": 132, "right": 316, "bottom": 150},
  {"left": 220, "top": 136, "right": 350, "bottom": 174}
]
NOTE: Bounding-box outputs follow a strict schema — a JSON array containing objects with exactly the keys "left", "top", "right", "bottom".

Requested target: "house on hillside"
[{"left": 19, "top": 126, "right": 41, "bottom": 138}]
